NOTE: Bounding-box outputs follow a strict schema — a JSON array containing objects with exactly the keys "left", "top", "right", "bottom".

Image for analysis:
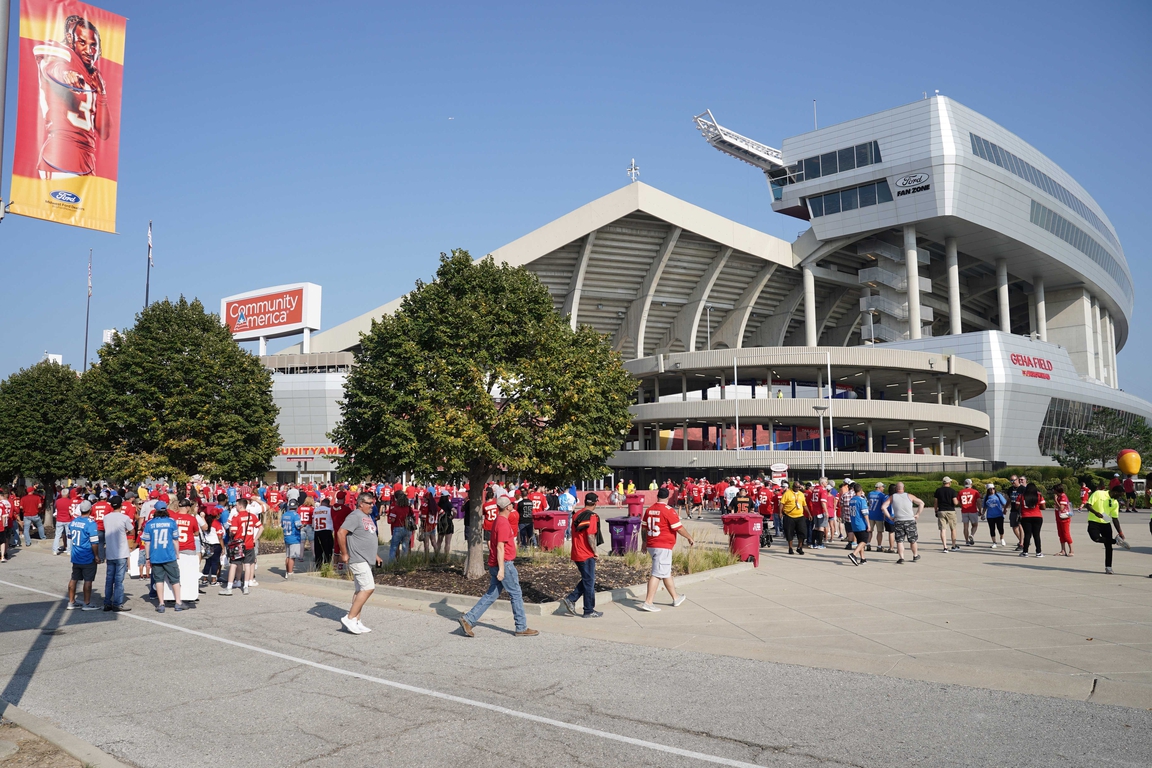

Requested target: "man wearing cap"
[
  {"left": 102, "top": 497, "right": 134, "bottom": 612},
  {"left": 562, "top": 493, "right": 602, "bottom": 618},
  {"left": 640, "top": 488, "right": 694, "bottom": 612},
  {"left": 934, "top": 477, "right": 961, "bottom": 553},
  {"left": 66, "top": 501, "right": 101, "bottom": 610},
  {"left": 281, "top": 498, "right": 302, "bottom": 578},
  {"left": 958, "top": 479, "right": 981, "bottom": 546},
  {"left": 337, "top": 492, "right": 383, "bottom": 634},
  {"left": 140, "top": 501, "right": 185, "bottom": 612},
  {"left": 458, "top": 494, "right": 538, "bottom": 638}
]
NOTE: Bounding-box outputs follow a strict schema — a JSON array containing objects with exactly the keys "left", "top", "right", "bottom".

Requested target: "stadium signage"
[
  {"left": 221, "top": 282, "right": 321, "bottom": 341},
  {"left": 895, "top": 172, "right": 931, "bottom": 197},
  {"left": 1009, "top": 352, "right": 1053, "bottom": 380}
]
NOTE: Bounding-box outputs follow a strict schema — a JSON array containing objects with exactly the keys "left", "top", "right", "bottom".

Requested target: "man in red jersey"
[
  {"left": 33, "top": 15, "right": 112, "bottom": 178},
  {"left": 171, "top": 499, "right": 202, "bottom": 600},
  {"left": 53, "top": 487, "right": 75, "bottom": 555},
  {"left": 958, "top": 479, "right": 982, "bottom": 546},
  {"left": 219, "top": 499, "right": 259, "bottom": 596},
  {"left": 457, "top": 495, "right": 538, "bottom": 639},
  {"left": 639, "top": 488, "right": 694, "bottom": 612}
]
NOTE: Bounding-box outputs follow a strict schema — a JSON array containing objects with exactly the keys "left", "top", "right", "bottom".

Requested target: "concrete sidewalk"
[{"left": 271, "top": 509, "right": 1152, "bottom": 708}]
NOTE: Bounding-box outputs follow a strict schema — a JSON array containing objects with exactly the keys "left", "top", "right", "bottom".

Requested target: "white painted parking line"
[{"left": 0, "top": 578, "right": 764, "bottom": 768}]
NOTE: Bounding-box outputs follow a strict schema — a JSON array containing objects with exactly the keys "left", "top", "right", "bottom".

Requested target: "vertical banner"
[{"left": 9, "top": 0, "right": 126, "bottom": 233}]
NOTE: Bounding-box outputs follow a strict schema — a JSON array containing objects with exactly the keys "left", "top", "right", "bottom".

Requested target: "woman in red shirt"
[
  {"left": 1053, "top": 483, "right": 1074, "bottom": 557},
  {"left": 1019, "top": 483, "right": 1046, "bottom": 558}
]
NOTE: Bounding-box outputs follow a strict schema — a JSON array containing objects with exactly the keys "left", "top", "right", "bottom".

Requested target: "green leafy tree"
[
  {"left": 0, "top": 360, "right": 82, "bottom": 493},
  {"left": 332, "top": 250, "right": 636, "bottom": 578},
  {"left": 1056, "top": 410, "right": 1152, "bottom": 471},
  {"left": 77, "top": 297, "right": 281, "bottom": 483}
]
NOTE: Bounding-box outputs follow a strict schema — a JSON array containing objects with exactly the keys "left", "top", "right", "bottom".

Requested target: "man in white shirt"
[{"left": 102, "top": 499, "right": 134, "bottom": 612}]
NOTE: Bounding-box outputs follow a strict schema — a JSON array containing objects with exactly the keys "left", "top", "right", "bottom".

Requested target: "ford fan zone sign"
[{"left": 220, "top": 282, "right": 321, "bottom": 341}]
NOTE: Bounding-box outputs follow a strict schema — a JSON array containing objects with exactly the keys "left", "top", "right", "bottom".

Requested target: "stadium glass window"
[
  {"left": 876, "top": 178, "right": 893, "bottom": 203},
  {"left": 823, "top": 190, "right": 841, "bottom": 214},
  {"left": 838, "top": 147, "right": 856, "bottom": 172},
  {"left": 858, "top": 182, "right": 877, "bottom": 207},
  {"left": 804, "top": 156, "right": 821, "bottom": 180},
  {"left": 820, "top": 152, "right": 838, "bottom": 176},
  {"left": 807, "top": 195, "right": 824, "bottom": 217},
  {"left": 855, "top": 142, "right": 872, "bottom": 166},
  {"left": 840, "top": 186, "right": 859, "bottom": 211},
  {"left": 871, "top": 141, "right": 882, "bottom": 162}
]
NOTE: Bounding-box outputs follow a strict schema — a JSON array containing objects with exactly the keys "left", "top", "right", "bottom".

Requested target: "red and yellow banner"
[{"left": 9, "top": 0, "right": 126, "bottom": 233}]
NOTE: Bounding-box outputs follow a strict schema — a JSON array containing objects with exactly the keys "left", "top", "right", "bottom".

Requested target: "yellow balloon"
[{"left": 1117, "top": 450, "right": 1141, "bottom": 476}]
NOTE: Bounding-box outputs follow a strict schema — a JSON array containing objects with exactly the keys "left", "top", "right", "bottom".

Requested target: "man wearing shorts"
[
  {"left": 66, "top": 501, "right": 101, "bottom": 611},
  {"left": 639, "top": 488, "right": 695, "bottom": 612},
  {"left": 219, "top": 499, "right": 259, "bottom": 596},
  {"left": 882, "top": 482, "right": 924, "bottom": 565},
  {"left": 867, "top": 482, "right": 891, "bottom": 553},
  {"left": 958, "top": 479, "right": 981, "bottom": 546},
  {"left": 338, "top": 492, "right": 383, "bottom": 634},
  {"left": 281, "top": 499, "right": 302, "bottom": 578},
  {"left": 934, "top": 477, "right": 960, "bottom": 553},
  {"left": 140, "top": 501, "right": 184, "bottom": 613}
]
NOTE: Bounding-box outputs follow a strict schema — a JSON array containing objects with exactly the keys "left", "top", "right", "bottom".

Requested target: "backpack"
[
  {"left": 403, "top": 509, "right": 417, "bottom": 532},
  {"left": 572, "top": 510, "right": 604, "bottom": 547}
]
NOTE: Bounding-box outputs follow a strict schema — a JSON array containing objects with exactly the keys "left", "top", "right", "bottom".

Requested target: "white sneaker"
[
  {"left": 639, "top": 603, "right": 661, "bottom": 612},
  {"left": 673, "top": 595, "right": 687, "bottom": 607},
  {"left": 1000, "top": 539, "right": 1007, "bottom": 546},
  {"left": 249, "top": 580, "right": 259, "bottom": 587},
  {"left": 341, "top": 615, "right": 363, "bottom": 634},
  {"left": 66, "top": 601, "right": 82, "bottom": 610},
  {"left": 1117, "top": 538, "right": 1131, "bottom": 551},
  {"left": 1105, "top": 567, "right": 1114, "bottom": 575},
  {"left": 355, "top": 618, "right": 372, "bottom": 633},
  {"left": 1036, "top": 552, "right": 1044, "bottom": 558},
  {"left": 991, "top": 543, "right": 997, "bottom": 549}
]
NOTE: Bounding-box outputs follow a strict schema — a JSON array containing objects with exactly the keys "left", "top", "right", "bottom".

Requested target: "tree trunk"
[{"left": 463, "top": 465, "right": 490, "bottom": 579}]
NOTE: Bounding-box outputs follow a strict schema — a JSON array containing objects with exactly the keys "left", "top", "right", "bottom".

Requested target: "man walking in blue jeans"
[
  {"left": 458, "top": 496, "right": 538, "bottom": 638},
  {"left": 101, "top": 498, "right": 133, "bottom": 612},
  {"left": 562, "top": 493, "right": 602, "bottom": 618}
]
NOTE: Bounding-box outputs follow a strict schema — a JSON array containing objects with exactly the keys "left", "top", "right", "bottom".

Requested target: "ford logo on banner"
[
  {"left": 50, "top": 190, "right": 81, "bottom": 204},
  {"left": 895, "top": 172, "right": 930, "bottom": 188}
]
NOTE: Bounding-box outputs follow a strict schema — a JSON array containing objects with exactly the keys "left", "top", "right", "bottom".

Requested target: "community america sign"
[{"left": 221, "top": 283, "right": 321, "bottom": 341}]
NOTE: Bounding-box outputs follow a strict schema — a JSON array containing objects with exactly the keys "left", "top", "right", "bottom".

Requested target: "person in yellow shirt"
[
  {"left": 780, "top": 481, "right": 809, "bottom": 555},
  {"left": 1086, "top": 482, "right": 1127, "bottom": 575}
]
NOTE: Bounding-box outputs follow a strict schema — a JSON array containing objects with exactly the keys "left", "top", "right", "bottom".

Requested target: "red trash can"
[
  {"left": 532, "top": 511, "right": 568, "bottom": 550},
  {"left": 721, "top": 513, "right": 762, "bottom": 567},
  {"left": 625, "top": 493, "right": 645, "bottom": 517}
]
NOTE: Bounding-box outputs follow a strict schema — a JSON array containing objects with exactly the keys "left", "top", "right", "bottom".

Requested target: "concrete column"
[
  {"left": 956, "top": 431, "right": 964, "bottom": 457},
  {"left": 817, "top": 369, "right": 823, "bottom": 399},
  {"left": 864, "top": 370, "right": 872, "bottom": 400},
  {"left": 906, "top": 372, "right": 914, "bottom": 403},
  {"left": 936, "top": 377, "right": 943, "bottom": 405},
  {"left": 904, "top": 225, "right": 922, "bottom": 339},
  {"left": 682, "top": 373, "right": 687, "bottom": 402},
  {"left": 683, "top": 421, "right": 688, "bottom": 451},
  {"left": 301, "top": 328, "right": 311, "bottom": 354},
  {"left": 1034, "top": 276, "right": 1047, "bottom": 341},
  {"left": 719, "top": 373, "right": 725, "bottom": 400},
  {"left": 1107, "top": 314, "right": 1119, "bottom": 388},
  {"left": 654, "top": 378, "right": 660, "bottom": 400},
  {"left": 945, "top": 237, "right": 962, "bottom": 335},
  {"left": 1091, "top": 297, "right": 1103, "bottom": 382},
  {"left": 938, "top": 428, "right": 945, "bottom": 456},
  {"left": 953, "top": 384, "right": 961, "bottom": 407},
  {"left": 908, "top": 423, "right": 916, "bottom": 455},
  {"left": 803, "top": 265, "right": 817, "bottom": 346},
  {"left": 996, "top": 259, "right": 1011, "bottom": 333},
  {"left": 866, "top": 421, "right": 874, "bottom": 453},
  {"left": 654, "top": 422, "right": 661, "bottom": 450}
]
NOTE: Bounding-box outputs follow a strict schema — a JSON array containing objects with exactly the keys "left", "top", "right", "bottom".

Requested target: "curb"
[
  {"left": 287, "top": 560, "right": 756, "bottom": 617},
  {"left": 0, "top": 697, "right": 133, "bottom": 768}
]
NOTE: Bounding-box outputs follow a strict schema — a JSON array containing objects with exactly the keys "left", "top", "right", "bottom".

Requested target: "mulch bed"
[
  {"left": 258, "top": 539, "right": 286, "bottom": 555},
  {"left": 371, "top": 556, "right": 686, "bottom": 603}
]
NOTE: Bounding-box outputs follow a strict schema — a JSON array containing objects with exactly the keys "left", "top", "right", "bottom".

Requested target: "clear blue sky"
[{"left": 2, "top": 0, "right": 1150, "bottom": 400}]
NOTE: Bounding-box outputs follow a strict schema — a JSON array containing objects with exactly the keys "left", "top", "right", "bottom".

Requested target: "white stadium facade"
[{"left": 265, "top": 95, "right": 1151, "bottom": 484}]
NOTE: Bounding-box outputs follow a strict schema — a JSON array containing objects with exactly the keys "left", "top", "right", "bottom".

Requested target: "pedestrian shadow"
[
  {"left": 306, "top": 602, "right": 346, "bottom": 622},
  {"left": 985, "top": 560, "right": 1100, "bottom": 575},
  {"left": 0, "top": 599, "right": 68, "bottom": 706}
]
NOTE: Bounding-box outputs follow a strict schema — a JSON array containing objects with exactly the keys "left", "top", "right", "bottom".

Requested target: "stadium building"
[{"left": 268, "top": 95, "right": 1150, "bottom": 484}]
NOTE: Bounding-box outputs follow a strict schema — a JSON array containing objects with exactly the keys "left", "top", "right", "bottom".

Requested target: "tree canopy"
[
  {"left": 1055, "top": 409, "right": 1152, "bottom": 473},
  {"left": 333, "top": 250, "right": 636, "bottom": 576},
  {"left": 0, "top": 360, "right": 82, "bottom": 489},
  {"left": 76, "top": 297, "right": 281, "bottom": 483}
]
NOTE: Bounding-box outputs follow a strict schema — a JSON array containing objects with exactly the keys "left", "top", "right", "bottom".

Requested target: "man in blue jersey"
[
  {"left": 66, "top": 501, "right": 101, "bottom": 611},
  {"left": 140, "top": 501, "right": 184, "bottom": 613},
  {"left": 867, "top": 482, "right": 892, "bottom": 554},
  {"left": 281, "top": 499, "right": 302, "bottom": 578}
]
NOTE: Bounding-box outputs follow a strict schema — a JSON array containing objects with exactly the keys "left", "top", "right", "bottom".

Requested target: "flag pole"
[
  {"left": 144, "top": 220, "right": 152, "bottom": 308},
  {"left": 84, "top": 249, "right": 92, "bottom": 371},
  {"left": 0, "top": 0, "right": 11, "bottom": 220}
]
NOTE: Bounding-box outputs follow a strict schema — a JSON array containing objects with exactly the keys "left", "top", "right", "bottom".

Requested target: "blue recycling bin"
[{"left": 607, "top": 516, "right": 642, "bottom": 555}]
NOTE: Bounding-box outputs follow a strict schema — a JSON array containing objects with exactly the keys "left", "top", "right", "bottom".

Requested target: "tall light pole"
[{"left": 813, "top": 404, "right": 828, "bottom": 479}]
